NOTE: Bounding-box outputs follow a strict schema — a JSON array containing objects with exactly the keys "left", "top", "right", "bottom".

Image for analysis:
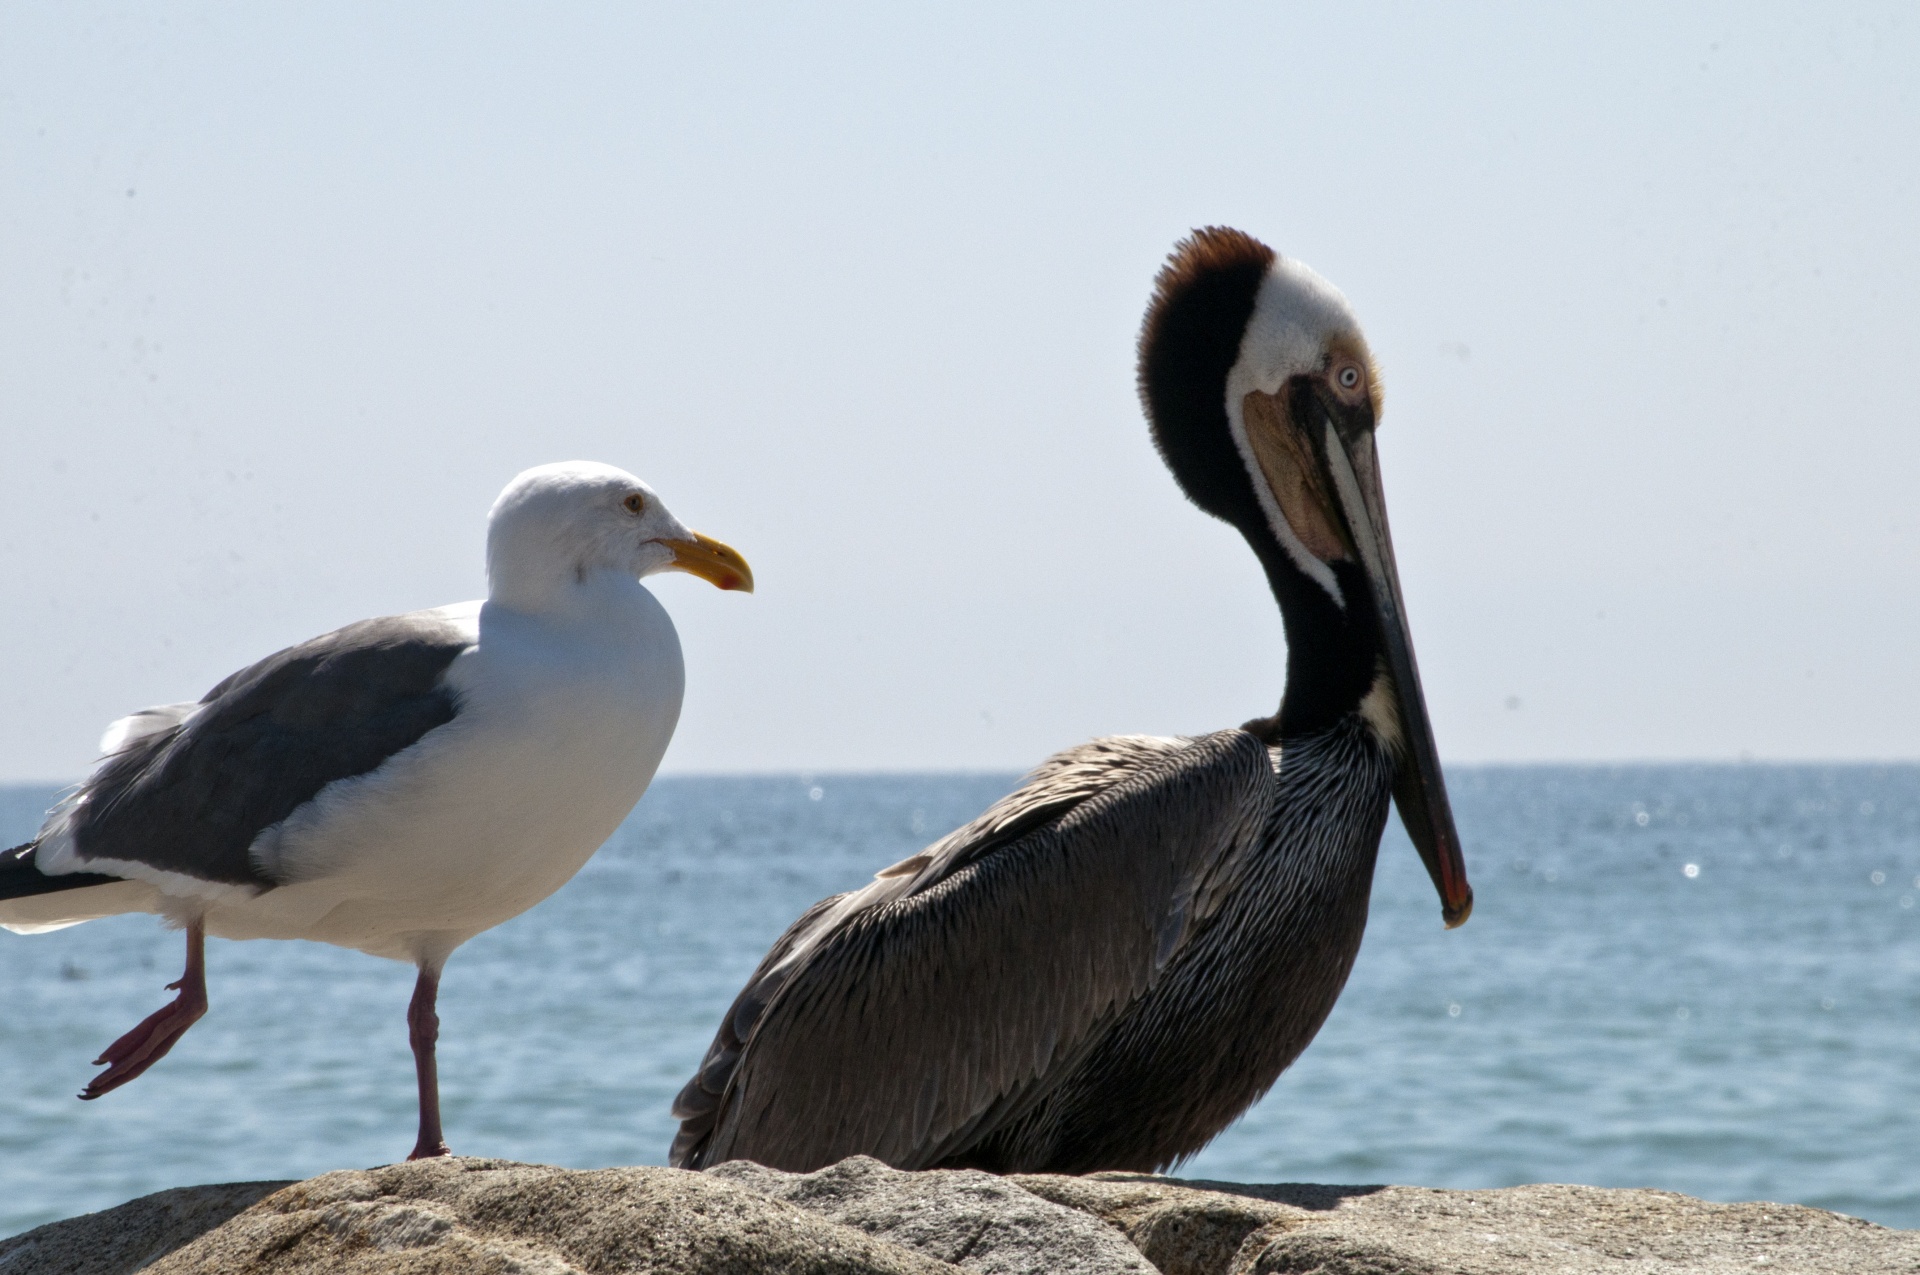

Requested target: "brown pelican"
[
  {"left": 668, "top": 229, "right": 1472, "bottom": 1175},
  {"left": 1, "top": 461, "right": 752, "bottom": 1160}
]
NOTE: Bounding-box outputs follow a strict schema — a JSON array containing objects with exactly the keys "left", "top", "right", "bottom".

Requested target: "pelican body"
[
  {"left": 670, "top": 229, "right": 1472, "bottom": 1175},
  {"left": 2, "top": 461, "right": 752, "bottom": 1159}
]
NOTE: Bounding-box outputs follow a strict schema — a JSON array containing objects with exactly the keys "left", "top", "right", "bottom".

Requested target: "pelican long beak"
[
  {"left": 1317, "top": 415, "right": 1473, "bottom": 928},
  {"left": 661, "top": 532, "right": 755, "bottom": 592}
]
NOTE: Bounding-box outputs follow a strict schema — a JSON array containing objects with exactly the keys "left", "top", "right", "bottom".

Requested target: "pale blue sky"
[{"left": 2, "top": 3, "right": 1917, "bottom": 780}]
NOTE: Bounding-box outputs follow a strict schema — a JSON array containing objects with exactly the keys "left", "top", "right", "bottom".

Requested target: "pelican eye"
[
  {"left": 622, "top": 493, "right": 646, "bottom": 515},
  {"left": 1335, "top": 364, "right": 1362, "bottom": 391}
]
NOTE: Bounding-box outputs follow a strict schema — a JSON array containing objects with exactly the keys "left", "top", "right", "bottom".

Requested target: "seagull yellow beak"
[{"left": 661, "top": 532, "right": 754, "bottom": 592}]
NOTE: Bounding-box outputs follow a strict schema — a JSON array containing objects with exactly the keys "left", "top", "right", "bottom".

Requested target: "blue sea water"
[{"left": 4, "top": 765, "right": 1920, "bottom": 1238}]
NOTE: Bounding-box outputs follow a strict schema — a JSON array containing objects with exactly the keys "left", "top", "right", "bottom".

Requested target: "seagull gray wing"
[
  {"left": 48, "top": 610, "right": 474, "bottom": 890},
  {"left": 670, "top": 728, "right": 1276, "bottom": 1171}
]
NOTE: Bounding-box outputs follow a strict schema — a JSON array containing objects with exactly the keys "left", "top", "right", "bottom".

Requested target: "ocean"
[{"left": 4, "top": 764, "right": 1919, "bottom": 1238}]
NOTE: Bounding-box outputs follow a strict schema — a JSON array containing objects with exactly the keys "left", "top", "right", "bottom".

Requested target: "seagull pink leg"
[
  {"left": 407, "top": 965, "right": 451, "bottom": 1160},
  {"left": 81, "top": 919, "right": 208, "bottom": 1100}
]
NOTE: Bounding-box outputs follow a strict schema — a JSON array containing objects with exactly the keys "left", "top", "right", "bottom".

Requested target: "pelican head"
[{"left": 1139, "top": 227, "right": 1471, "bottom": 928}]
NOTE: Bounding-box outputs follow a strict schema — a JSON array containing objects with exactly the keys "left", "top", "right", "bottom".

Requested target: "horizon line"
[{"left": 5, "top": 755, "right": 1920, "bottom": 790}]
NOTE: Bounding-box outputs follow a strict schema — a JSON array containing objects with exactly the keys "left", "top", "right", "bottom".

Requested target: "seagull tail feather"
[{"left": 0, "top": 841, "right": 123, "bottom": 903}]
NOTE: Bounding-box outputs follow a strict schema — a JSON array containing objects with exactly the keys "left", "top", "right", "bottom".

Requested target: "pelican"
[
  {"left": 669, "top": 229, "right": 1471, "bottom": 1174},
  {"left": 2, "top": 460, "right": 751, "bottom": 1160}
]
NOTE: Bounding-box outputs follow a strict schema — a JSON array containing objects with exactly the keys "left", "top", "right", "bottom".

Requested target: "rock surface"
[
  {"left": 5, "top": 1156, "right": 1918, "bottom": 1275},
  {"left": 711, "top": 1157, "right": 1156, "bottom": 1273}
]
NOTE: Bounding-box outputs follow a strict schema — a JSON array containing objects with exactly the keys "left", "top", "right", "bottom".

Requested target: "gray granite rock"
[{"left": 7, "top": 1157, "right": 1920, "bottom": 1275}]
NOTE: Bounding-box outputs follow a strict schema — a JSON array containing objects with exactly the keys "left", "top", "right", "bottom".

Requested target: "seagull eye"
[{"left": 622, "top": 494, "right": 646, "bottom": 515}]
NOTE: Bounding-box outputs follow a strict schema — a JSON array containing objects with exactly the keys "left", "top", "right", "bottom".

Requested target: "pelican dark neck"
[
  {"left": 1145, "top": 407, "right": 1385, "bottom": 744},
  {"left": 1240, "top": 528, "right": 1383, "bottom": 743}
]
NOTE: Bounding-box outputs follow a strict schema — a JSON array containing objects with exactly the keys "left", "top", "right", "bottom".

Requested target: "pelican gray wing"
[{"left": 670, "top": 728, "right": 1276, "bottom": 1171}]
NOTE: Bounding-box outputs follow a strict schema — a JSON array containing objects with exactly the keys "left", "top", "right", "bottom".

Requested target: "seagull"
[{"left": 1, "top": 460, "right": 752, "bottom": 1160}]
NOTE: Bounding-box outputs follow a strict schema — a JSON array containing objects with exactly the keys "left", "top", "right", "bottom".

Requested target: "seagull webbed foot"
[{"left": 79, "top": 920, "right": 208, "bottom": 1100}]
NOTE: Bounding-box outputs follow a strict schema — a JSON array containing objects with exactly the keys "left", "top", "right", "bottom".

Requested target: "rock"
[
  {"left": 1229, "top": 1180, "right": 1920, "bottom": 1275},
  {"left": 1008, "top": 1174, "right": 1303, "bottom": 1275},
  {"left": 1015, "top": 1175, "right": 1920, "bottom": 1274},
  {"left": 0, "top": 1180, "right": 293, "bottom": 1275},
  {"left": 712, "top": 1156, "right": 1155, "bottom": 1273},
  {"left": 6, "top": 1158, "right": 1920, "bottom": 1275},
  {"left": 0, "top": 1159, "right": 954, "bottom": 1275}
]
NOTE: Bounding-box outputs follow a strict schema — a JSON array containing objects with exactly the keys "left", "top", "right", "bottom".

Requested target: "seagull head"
[{"left": 485, "top": 461, "right": 753, "bottom": 612}]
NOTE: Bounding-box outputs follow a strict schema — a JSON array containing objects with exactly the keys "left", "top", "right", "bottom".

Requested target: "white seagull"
[{"left": 0, "top": 460, "right": 752, "bottom": 1159}]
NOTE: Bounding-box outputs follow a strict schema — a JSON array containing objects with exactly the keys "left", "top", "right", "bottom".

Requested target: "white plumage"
[{"left": 1, "top": 459, "right": 752, "bottom": 1157}]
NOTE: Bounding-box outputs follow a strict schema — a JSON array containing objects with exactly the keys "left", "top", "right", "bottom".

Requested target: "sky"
[{"left": 1, "top": 3, "right": 1917, "bottom": 781}]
